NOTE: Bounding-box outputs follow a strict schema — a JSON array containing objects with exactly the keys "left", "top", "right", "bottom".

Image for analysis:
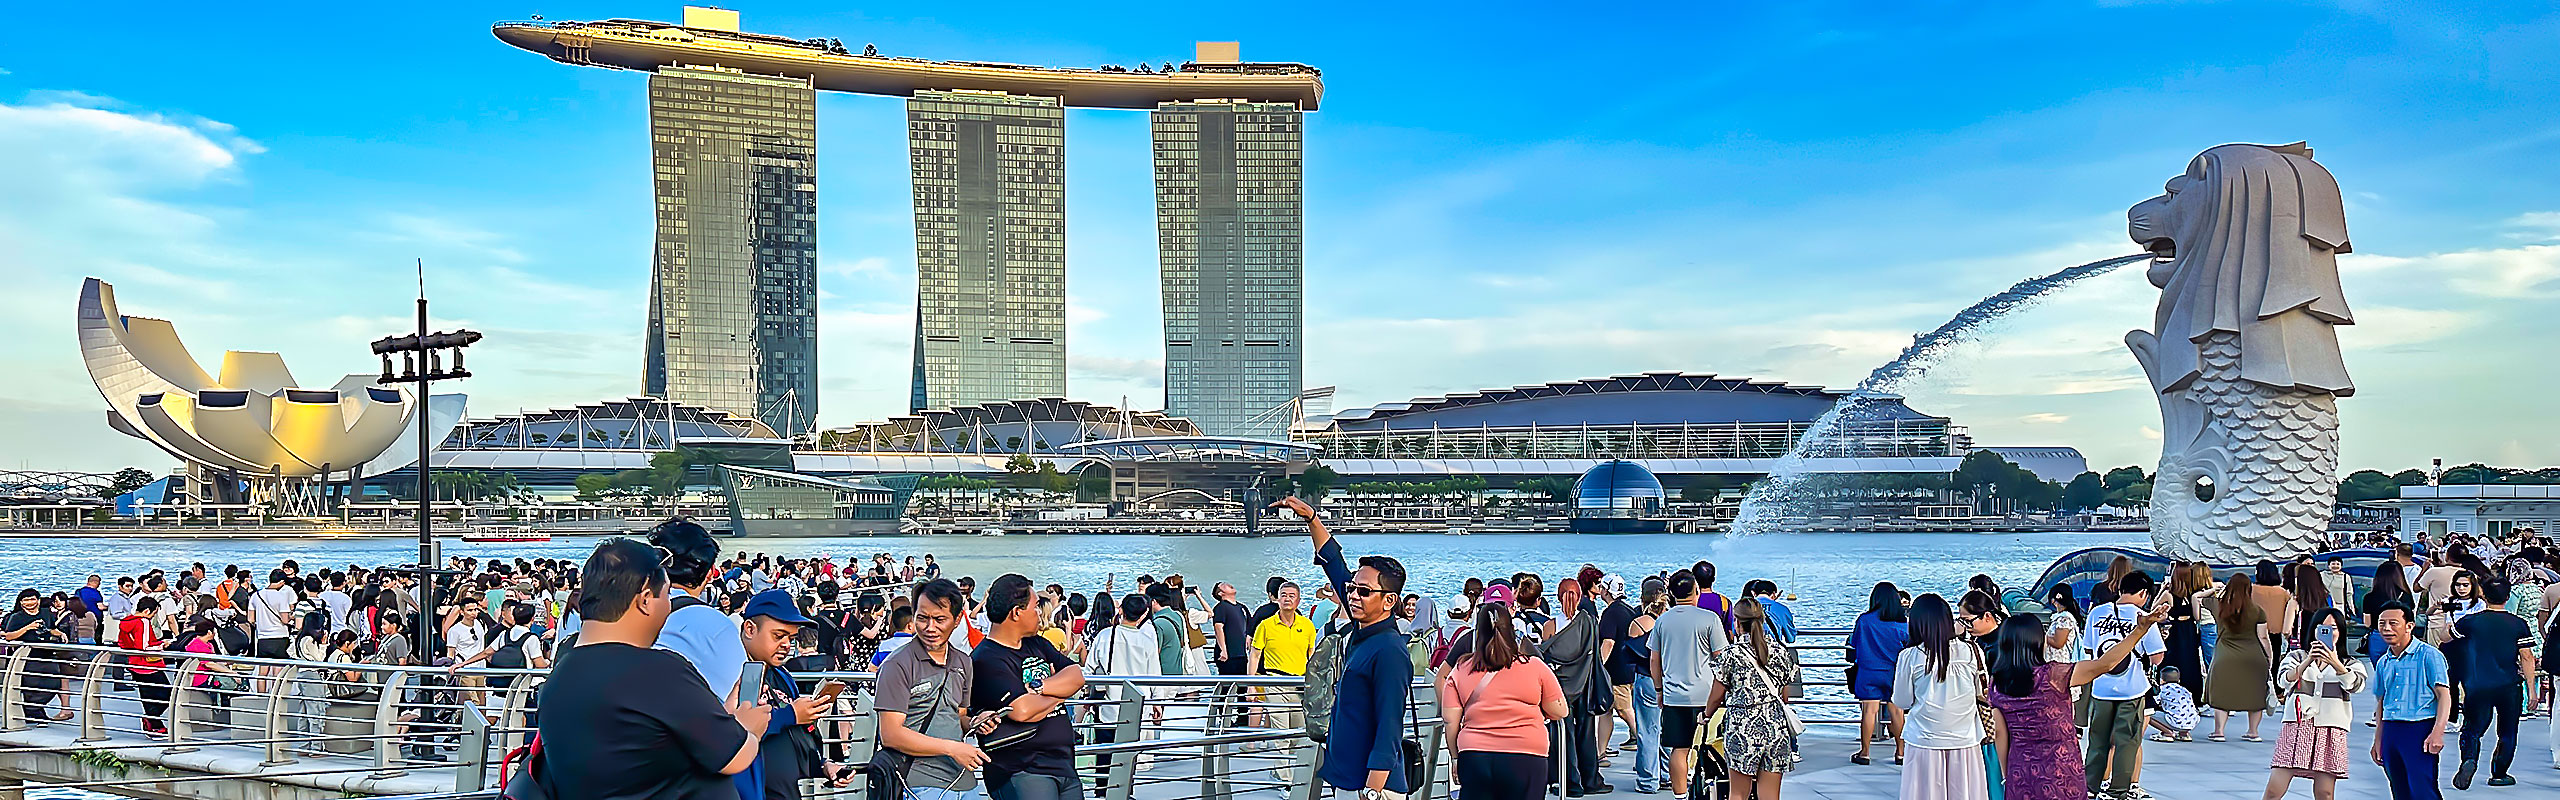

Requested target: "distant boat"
[
  {"left": 1444, "top": 523, "right": 1470, "bottom": 536},
  {"left": 979, "top": 526, "right": 1006, "bottom": 537},
  {"left": 463, "top": 525, "right": 550, "bottom": 544}
]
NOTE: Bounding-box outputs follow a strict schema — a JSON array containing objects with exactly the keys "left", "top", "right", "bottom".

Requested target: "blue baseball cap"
[{"left": 740, "top": 589, "right": 813, "bottom": 626}]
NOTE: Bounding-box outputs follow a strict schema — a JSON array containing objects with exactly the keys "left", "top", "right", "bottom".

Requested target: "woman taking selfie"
[{"left": 2262, "top": 608, "right": 2365, "bottom": 800}]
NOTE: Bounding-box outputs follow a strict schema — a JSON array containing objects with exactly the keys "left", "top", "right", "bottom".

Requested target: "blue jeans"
[
  {"left": 2198, "top": 623, "right": 2218, "bottom": 667},
  {"left": 1632, "top": 674, "right": 1664, "bottom": 790},
  {"left": 908, "top": 786, "right": 985, "bottom": 800}
]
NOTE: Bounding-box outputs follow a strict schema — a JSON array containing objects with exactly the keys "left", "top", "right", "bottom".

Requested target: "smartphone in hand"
[{"left": 737, "top": 662, "right": 766, "bottom": 705}]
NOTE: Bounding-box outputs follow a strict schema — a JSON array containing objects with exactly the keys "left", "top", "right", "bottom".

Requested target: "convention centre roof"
[{"left": 1314, "top": 372, "right": 1942, "bottom": 432}]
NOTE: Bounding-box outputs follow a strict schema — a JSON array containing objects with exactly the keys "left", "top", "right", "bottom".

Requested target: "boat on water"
[
  {"left": 462, "top": 525, "right": 551, "bottom": 544},
  {"left": 979, "top": 527, "right": 1007, "bottom": 537}
]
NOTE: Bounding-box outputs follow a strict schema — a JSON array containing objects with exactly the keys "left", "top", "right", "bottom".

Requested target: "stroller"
[{"left": 1683, "top": 711, "right": 1735, "bottom": 800}]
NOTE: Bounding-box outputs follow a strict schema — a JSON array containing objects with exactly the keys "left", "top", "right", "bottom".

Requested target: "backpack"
[
  {"left": 1300, "top": 625, "right": 1350, "bottom": 743},
  {"left": 488, "top": 629, "right": 532, "bottom": 671}
]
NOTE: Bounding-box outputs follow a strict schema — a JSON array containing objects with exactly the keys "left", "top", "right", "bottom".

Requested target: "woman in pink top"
[{"left": 1440, "top": 602, "right": 1569, "bottom": 800}]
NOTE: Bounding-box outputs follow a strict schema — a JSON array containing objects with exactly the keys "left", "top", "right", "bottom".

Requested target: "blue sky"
[{"left": 3, "top": 1, "right": 2555, "bottom": 474}]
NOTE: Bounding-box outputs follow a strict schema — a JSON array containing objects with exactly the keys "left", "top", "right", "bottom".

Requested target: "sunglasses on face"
[{"left": 1343, "top": 584, "right": 1387, "bottom": 600}]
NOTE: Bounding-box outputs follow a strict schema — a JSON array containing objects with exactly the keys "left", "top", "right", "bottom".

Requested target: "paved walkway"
[{"left": 1572, "top": 695, "right": 2560, "bottom": 799}]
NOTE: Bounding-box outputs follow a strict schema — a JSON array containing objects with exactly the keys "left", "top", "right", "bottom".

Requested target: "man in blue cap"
[{"left": 737, "top": 588, "right": 853, "bottom": 800}]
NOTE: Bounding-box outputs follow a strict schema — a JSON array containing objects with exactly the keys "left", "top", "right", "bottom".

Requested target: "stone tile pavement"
[{"left": 1580, "top": 695, "right": 2559, "bottom": 799}]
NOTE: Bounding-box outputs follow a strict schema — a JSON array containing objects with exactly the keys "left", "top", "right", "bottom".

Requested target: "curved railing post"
[
  {"left": 1105, "top": 682, "right": 1143, "bottom": 800},
  {"left": 373, "top": 669, "right": 411, "bottom": 776},
  {"left": 0, "top": 645, "right": 26, "bottom": 732},
  {"left": 75, "top": 650, "right": 111, "bottom": 743},
  {"left": 258, "top": 659, "right": 295, "bottom": 765},
  {"left": 164, "top": 656, "right": 200, "bottom": 754}
]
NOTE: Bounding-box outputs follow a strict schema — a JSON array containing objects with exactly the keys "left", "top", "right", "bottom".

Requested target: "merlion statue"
[{"left": 2125, "top": 143, "right": 2355, "bottom": 562}]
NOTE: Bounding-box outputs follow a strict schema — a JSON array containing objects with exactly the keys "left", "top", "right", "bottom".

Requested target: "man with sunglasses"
[{"left": 1274, "top": 495, "right": 1414, "bottom": 800}]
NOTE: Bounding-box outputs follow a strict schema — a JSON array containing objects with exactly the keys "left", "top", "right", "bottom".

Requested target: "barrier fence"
[{"left": 0, "top": 628, "right": 1861, "bottom": 798}]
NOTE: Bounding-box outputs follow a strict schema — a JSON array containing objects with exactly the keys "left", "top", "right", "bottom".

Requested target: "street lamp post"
[{"left": 372, "top": 262, "right": 482, "bottom": 666}]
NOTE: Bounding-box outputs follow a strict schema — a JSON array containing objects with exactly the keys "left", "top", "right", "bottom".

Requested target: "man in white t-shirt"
[
  {"left": 446, "top": 596, "right": 493, "bottom": 703},
  {"left": 318, "top": 573, "right": 355, "bottom": 634},
  {"left": 247, "top": 569, "right": 299, "bottom": 659},
  {"left": 2081, "top": 571, "right": 2165, "bottom": 800}
]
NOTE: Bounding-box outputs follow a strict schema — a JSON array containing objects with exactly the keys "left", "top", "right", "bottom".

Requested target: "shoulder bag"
[
  {"left": 866, "top": 670, "right": 949, "bottom": 800},
  {"left": 1744, "top": 646, "right": 1805, "bottom": 737}
]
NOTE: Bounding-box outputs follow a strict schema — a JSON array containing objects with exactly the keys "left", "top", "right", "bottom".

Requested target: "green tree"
[
  {"left": 2100, "top": 466, "right": 2149, "bottom": 493},
  {"left": 574, "top": 473, "right": 613, "bottom": 502},
  {"left": 2105, "top": 481, "right": 2153, "bottom": 510},
  {"left": 1005, "top": 436, "right": 1024, "bottom": 452},
  {"left": 95, "top": 467, "right": 158, "bottom": 500},
  {"left": 1295, "top": 465, "right": 1341, "bottom": 502},
  {"left": 2060, "top": 472, "right": 2107, "bottom": 512},
  {"left": 2337, "top": 469, "right": 2402, "bottom": 503}
]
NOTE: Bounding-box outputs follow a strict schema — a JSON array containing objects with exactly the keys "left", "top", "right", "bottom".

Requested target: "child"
[{"left": 2147, "top": 665, "right": 2199, "bottom": 742}]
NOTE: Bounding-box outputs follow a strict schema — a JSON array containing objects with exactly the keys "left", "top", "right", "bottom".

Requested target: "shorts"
[
  {"left": 1663, "top": 705, "right": 1708, "bottom": 749},
  {"left": 1851, "top": 668, "right": 1893, "bottom": 701},
  {"left": 254, "top": 638, "right": 289, "bottom": 659}
]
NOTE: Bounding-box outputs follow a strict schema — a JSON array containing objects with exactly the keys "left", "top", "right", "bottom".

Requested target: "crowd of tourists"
[{"left": 7, "top": 516, "right": 2560, "bottom": 800}]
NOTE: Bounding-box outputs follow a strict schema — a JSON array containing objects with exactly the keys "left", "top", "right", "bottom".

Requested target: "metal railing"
[{"left": 0, "top": 626, "right": 1871, "bottom": 798}]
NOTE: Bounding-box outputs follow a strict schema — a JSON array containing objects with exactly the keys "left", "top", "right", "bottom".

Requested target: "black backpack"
[{"left": 488, "top": 629, "right": 532, "bottom": 671}]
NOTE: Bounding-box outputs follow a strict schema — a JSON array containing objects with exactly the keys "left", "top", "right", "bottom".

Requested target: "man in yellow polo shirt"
[{"left": 1248, "top": 581, "right": 1317, "bottom": 732}]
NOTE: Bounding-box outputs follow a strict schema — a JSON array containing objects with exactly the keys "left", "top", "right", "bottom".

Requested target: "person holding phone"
[
  {"left": 970, "top": 574, "right": 1087, "bottom": 800},
  {"left": 737, "top": 589, "right": 853, "bottom": 800},
  {"left": 2264, "top": 608, "right": 2368, "bottom": 800}
]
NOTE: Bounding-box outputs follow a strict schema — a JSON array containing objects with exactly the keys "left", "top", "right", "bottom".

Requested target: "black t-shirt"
[
  {"left": 537, "top": 642, "right": 748, "bottom": 800},
  {"left": 1213, "top": 600, "right": 1251, "bottom": 659},
  {"left": 1249, "top": 601, "right": 1280, "bottom": 635},
  {"left": 1599, "top": 599, "right": 1639, "bottom": 684},
  {"left": 968, "top": 636, "right": 1078, "bottom": 782},
  {"left": 2453, "top": 610, "right": 2530, "bottom": 689}
]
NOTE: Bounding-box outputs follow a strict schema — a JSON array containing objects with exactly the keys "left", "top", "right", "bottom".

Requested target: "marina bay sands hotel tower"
[{"left": 494, "top": 7, "right": 1323, "bottom": 438}]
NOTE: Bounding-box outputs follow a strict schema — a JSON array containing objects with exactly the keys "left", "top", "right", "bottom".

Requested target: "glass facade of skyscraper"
[
  {"left": 907, "top": 90, "right": 1067, "bottom": 412},
  {"left": 1152, "top": 102, "right": 1304, "bottom": 438},
  {"left": 644, "top": 66, "right": 819, "bottom": 436}
]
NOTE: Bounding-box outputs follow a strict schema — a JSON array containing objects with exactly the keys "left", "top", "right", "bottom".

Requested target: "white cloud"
[{"left": 2020, "top": 413, "right": 2069, "bottom": 424}]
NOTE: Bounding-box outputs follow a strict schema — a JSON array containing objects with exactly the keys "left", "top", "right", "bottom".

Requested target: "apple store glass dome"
[{"left": 1573, "top": 460, "right": 1664, "bottom": 516}]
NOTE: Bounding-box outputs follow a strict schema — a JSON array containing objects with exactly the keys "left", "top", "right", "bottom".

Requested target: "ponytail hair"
[{"left": 1468, "top": 602, "right": 1526, "bottom": 674}]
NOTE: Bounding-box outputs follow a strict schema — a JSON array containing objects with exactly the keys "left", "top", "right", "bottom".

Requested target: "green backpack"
[{"left": 1300, "top": 626, "right": 1349, "bottom": 742}]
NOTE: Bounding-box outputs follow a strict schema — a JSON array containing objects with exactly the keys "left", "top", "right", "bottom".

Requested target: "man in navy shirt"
[{"left": 1275, "top": 495, "right": 1412, "bottom": 800}]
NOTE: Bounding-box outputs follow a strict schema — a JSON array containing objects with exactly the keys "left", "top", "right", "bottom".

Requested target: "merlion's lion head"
[
  {"left": 2127, "top": 142, "right": 2350, "bottom": 284},
  {"left": 2126, "top": 142, "right": 2357, "bottom": 395}
]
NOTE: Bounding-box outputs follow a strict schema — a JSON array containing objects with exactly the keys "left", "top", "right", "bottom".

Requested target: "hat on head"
[
  {"left": 741, "top": 589, "right": 813, "bottom": 626},
  {"left": 1599, "top": 574, "right": 1625, "bottom": 596},
  {"left": 1480, "top": 583, "right": 1515, "bottom": 607}
]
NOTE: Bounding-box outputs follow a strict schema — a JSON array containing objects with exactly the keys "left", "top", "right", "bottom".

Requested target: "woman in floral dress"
[
  {"left": 1700, "top": 597, "right": 1798, "bottom": 800},
  {"left": 1986, "top": 601, "right": 2168, "bottom": 800}
]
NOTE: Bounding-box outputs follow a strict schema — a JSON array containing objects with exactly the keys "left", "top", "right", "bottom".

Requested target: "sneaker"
[
  {"left": 2456, "top": 758, "right": 2477, "bottom": 789},
  {"left": 2487, "top": 775, "right": 2516, "bottom": 787}
]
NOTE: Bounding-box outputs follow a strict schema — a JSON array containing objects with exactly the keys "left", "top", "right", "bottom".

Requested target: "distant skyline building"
[
  {"left": 1152, "top": 101, "right": 1305, "bottom": 437},
  {"left": 643, "top": 65, "right": 819, "bottom": 436},
  {"left": 907, "top": 90, "right": 1067, "bottom": 412}
]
